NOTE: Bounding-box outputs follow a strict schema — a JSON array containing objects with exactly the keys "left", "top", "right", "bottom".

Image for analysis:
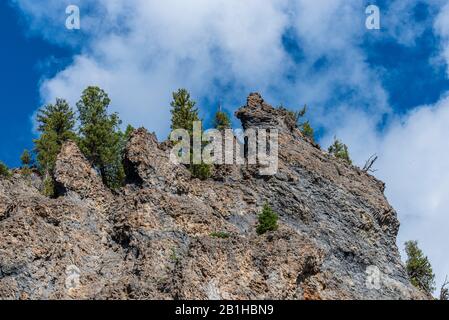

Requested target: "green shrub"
[
  {"left": 21, "top": 167, "right": 32, "bottom": 178},
  {"left": 210, "top": 231, "right": 230, "bottom": 239},
  {"left": 42, "top": 176, "right": 56, "bottom": 198},
  {"left": 20, "top": 149, "right": 33, "bottom": 177},
  {"left": 170, "top": 247, "right": 180, "bottom": 263},
  {"left": 0, "top": 161, "right": 11, "bottom": 178},
  {"left": 21, "top": 149, "right": 32, "bottom": 167},
  {"left": 256, "top": 203, "right": 279, "bottom": 235},
  {"left": 282, "top": 104, "right": 315, "bottom": 140},
  {"left": 191, "top": 162, "right": 212, "bottom": 180},
  {"left": 328, "top": 137, "right": 352, "bottom": 164},
  {"left": 300, "top": 121, "right": 314, "bottom": 140}
]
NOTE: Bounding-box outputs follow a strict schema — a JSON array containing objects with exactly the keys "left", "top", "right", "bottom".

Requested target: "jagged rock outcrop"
[
  {"left": 236, "top": 92, "right": 297, "bottom": 132},
  {"left": 0, "top": 93, "right": 426, "bottom": 300},
  {"left": 54, "top": 141, "right": 111, "bottom": 207}
]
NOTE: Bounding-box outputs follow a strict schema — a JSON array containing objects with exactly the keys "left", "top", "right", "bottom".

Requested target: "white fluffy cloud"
[
  {"left": 13, "top": 0, "right": 449, "bottom": 292},
  {"left": 435, "top": 1, "right": 449, "bottom": 76},
  {"left": 338, "top": 96, "right": 449, "bottom": 292},
  {"left": 19, "top": 0, "right": 296, "bottom": 136},
  {"left": 329, "top": 1, "right": 449, "bottom": 288},
  {"left": 15, "top": 0, "right": 388, "bottom": 135}
]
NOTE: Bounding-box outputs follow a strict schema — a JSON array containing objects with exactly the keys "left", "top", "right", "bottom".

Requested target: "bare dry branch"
[{"left": 363, "top": 154, "right": 378, "bottom": 173}]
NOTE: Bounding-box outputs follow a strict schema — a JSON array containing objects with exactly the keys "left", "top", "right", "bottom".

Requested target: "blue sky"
[
  {"left": 0, "top": 2, "right": 72, "bottom": 166},
  {"left": 2, "top": 0, "right": 449, "bottom": 291},
  {"left": 2, "top": 0, "right": 448, "bottom": 167}
]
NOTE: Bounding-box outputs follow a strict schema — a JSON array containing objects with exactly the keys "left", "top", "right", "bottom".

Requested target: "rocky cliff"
[{"left": 0, "top": 93, "right": 426, "bottom": 300}]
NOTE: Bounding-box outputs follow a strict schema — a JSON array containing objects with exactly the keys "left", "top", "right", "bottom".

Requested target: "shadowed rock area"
[{"left": 0, "top": 93, "right": 426, "bottom": 300}]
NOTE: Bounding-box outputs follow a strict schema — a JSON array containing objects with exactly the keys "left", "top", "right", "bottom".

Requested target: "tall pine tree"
[
  {"left": 77, "top": 86, "right": 125, "bottom": 189},
  {"left": 34, "top": 99, "right": 76, "bottom": 173},
  {"left": 170, "top": 89, "right": 211, "bottom": 180},
  {"left": 170, "top": 89, "right": 199, "bottom": 134},
  {"left": 34, "top": 99, "right": 76, "bottom": 196}
]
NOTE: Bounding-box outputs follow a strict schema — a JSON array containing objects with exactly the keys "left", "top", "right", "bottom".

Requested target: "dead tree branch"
[{"left": 363, "top": 154, "right": 378, "bottom": 173}]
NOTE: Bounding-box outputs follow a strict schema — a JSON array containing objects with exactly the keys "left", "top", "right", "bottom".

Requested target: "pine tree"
[
  {"left": 405, "top": 240, "right": 436, "bottom": 295},
  {"left": 256, "top": 203, "right": 279, "bottom": 235},
  {"left": 328, "top": 137, "right": 352, "bottom": 164},
  {"left": 20, "top": 149, "right": 32, "bottom": 177},
  {"left": 170, "top": 89, "right": 199, "bottom": 134},
  {"left": 21, "top": 149, "right": 31, "bottom": 167},
  {"left": 296, "top": 105, "right": 316, "bottom": 141},
  {"left": 34, "top": 99, "right": 76, "bottom": 179},
  {"left": 0, "top": 161, "right": 11, "bottom": 178},
  {"left": 300, "top": 121, "right": 314, "bottom": 140},
  {"left": 77, "top": 86, "right": 125, "bottom": 189},
  {"left": 214, "top": 110, "right": 231, "bottom": 131},
  {"left": 170, "top": 89, "right": 211, "bottom": 180}
]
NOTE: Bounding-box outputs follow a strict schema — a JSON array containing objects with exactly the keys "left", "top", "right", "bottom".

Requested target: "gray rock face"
[{"left": 0, "top": 93, "right": 426, "bottom": 300}]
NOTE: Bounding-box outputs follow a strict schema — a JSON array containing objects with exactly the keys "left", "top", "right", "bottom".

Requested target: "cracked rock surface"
[{"left": 0, "top": 93, "right": 426, "bottom": 300}]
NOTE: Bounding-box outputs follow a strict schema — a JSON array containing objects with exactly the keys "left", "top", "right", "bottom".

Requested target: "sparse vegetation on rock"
[
  {"left": 190, "top": 162, "right": 211, "bottom": 181},
  {"left": 170, "top": 88, "right": 211, "bottom": 180},
  {"left": 405, "top": 240, "right": 435, "bottom": 295},
  {"left": 42, "top": 176, "right": 56, "bottom": 198},
  {"left": 77, "top": 86, "right": 126, "bottom": 190},
  {"left": 210, "top": 231, "right": 230, "bottom": 239},
  {"left": 328, "top": 137, "right": 352, "bottom": 164},
  {"left": 20, "top": 149, "right": 31, "bottom": 167},
  {"left": 282, "top": 104, "right": 315, "bottom": 140},
  {"left": 214, "top": 110, "right": 231, "bottom": 131},
  {"left": 20, "top": 149, "right": 32, "bottom": 177},
  {"left": 0, "top": 92, "right": 430, "bottom": 300},
  {"left": 34, "top": 98, "right": 77, "bottom": 195},
  {"left": 256, "top": 203, "right": 279, "bottom": 235},
  {"left": 300, "top": 120, "right": 314, "bottom": 140},
  {"left": 0, "top": 161, "right": 11, "bottom": 178}
]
